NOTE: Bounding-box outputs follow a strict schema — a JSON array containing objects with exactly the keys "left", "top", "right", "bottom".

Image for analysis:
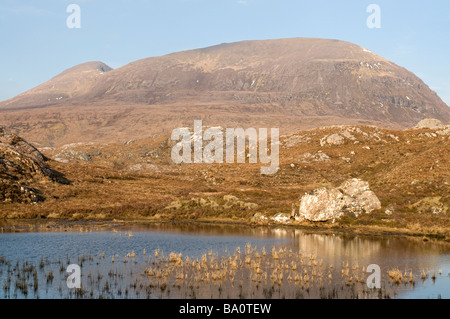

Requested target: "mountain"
[
  {"left": 0, "top": 62, "right": 112, "bottom": 110},
  {"left": 0, "top": 38, "right": 449, "bottom": 146}
]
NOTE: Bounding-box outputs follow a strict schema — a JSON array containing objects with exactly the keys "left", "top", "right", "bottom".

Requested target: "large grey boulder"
[
  {"left": 415, "top": 118, "right": 445, "bottom": 130},
  {"left": 298, "top": 187, "right": 346, "bottom": 222},
  {"left": 297, "top": 178, "right": 381, "bottom": 222},
  {"left": 339, "top": 178, "right": 370, "bottom": 197},
  {"left": 339, "top": 178, "right": 381, "bottom": 216}
]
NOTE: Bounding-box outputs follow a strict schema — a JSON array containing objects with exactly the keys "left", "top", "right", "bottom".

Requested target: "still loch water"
[{"left": 0, "top": 223, "right": 448, "bottom": 299}]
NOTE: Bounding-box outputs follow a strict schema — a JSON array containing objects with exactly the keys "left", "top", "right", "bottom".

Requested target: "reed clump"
[
  {"left": 388, "top": 268, "right": 403, "bottom": 284},
  {"left": 0, "top": 244, "right": 420, "bottom": 299}
]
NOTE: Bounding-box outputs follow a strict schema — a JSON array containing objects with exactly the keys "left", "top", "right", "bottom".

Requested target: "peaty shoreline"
[{"left": 1, "top": 216, "right": 449, "bottom": 243}]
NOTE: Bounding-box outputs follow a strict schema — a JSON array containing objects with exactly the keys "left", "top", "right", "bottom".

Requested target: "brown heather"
[{"left": 1, "top": 123, "right": 449, "bottom": 239}]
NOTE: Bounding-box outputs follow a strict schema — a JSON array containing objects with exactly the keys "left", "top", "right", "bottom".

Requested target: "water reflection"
[{"left": 0, "top": 223, "right": 448, "bottom": 299}]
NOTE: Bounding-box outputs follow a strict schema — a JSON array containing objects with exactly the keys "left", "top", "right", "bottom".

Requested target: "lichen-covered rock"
[
  {"left": 296, "top": 178, "right": 381, "bottom": 222},
  {"left": 320, "top": 134, "right": 345, "bottom": 146},
  {"left": 271, "top": 213, "right": 291, "bottom": 224},
  {"left": 251, "top": 212, "right": 269, "bottom": 224},
  {"left": 299, "top": 151, "right": 331, "bottom": 163},
  {"left": 338, "top": 179, "right": 381, "bottom": 216},
  {"left": 53, "top": 150, "right": 92, "bottom": 162},
  {"left": 415, "top": 118, "right": 445, "bottom": 130},
  {"left": 128, "top": 163, "right": 143, "bottom": 171},
  {"left": 165, "top": 197, "right": 220, "bottom": 210},
  {"left": 298, "top": 187, "right": 346, "bottom": 222},
  {"left": 352, "top": 190, "right": 382, "bottom": 217},
  {"left": 410, "top": 196, "right": 448, "bottom": 215},
  {"left": 436, "top": 127, "right": 450, "bottom": 136},
  {"left": 339, "top": 178, "right": 370, "bottom": 197},
  {"left": 223, "top": 195, "right": 239, "bottom": 202},
  {"left": 165, "top": 195, "right": 257, "bottom": 211}
]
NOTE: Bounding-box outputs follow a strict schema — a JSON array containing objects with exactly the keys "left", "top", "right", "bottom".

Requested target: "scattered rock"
[
  {"left": 431, "top": 206, "right": 443, "bottom": 215},
  {"left": 320, "top": 134, "right": 345, "bottom": 146},
  {"left": 223, "top": 195, "right": 258, "bottom": 209},
  {"left": 388, "top": 134, "right": 400, "bottom": 141},
  {"left": 128, "top": 163, "right": 143, "bottom": 171},
  {"left": 165, "top": 197, "right": 220, "bottom": 210},
  {"left": 223, "top": 195, "right": 239, "bottom": 202},
  {"left": 54, "top": 157, "right": 70, "bottom": 164},
  {"left": 145, "top": 163, "right": 161, "bottom": 173},
  {"left": 340, "top": 131, "right": 356, "bottom": 140},
  {"left": 341, "top": 157, "right": 351, "bottom": 163},
  {"left": 299, "top": 152, "right": 331, "bottom": 163},
  {"left": 165, "top": 195, "right": 258, "bottom": 211},
  {"left": 251, "top": 212, "right": 268, "bottom": 224},
  {"left": 410, "top": 197, "right": 447, "bottom": 215},
  {"left": 126, "top": 163, "right": 161, "bottom": 173},
  {"left": 53, "top": 150, "right": 92, "bottom": 162},
  {"left": 283, "top": 135, "right": 311, "bottom": 147},
  {"left": 422, "top": 132, "right": 436, "bottom": 138},
  {"left": 385, "top": 204, "right": 395, "bottom": 216},
  {"left": 436, "top": 127, "right": 450, "bottom": 136},
  {"left": 271, "top": 213, "right": 291, "bottom": 224}
]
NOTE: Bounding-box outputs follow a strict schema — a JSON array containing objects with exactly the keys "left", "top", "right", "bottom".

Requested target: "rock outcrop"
[
  {"left": 295, "top": 178, "right": 381, "bottom": 222},
  {"left": 0, "top": 126, "right": 70, "bottom": 203},
  {"left": 415, "top": 118, "right": 445, "bottom": 130},
  {"left": 320, "top": 134, "right": 345, "bottom": 146},
  {"left": 165, "top": 195, "right": 258, "bottom": 211},
  {"left": 414, "top": 118, "right": 450, "bottom": 136}
]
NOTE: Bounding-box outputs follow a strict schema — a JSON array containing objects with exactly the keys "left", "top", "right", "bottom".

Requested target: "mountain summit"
[{"left": 0, "top": 38, "right": 449, "bottom": 145}]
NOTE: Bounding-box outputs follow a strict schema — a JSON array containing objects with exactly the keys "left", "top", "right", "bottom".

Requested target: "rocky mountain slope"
[{"left": 0, "top": 38, "right": 449, "bottom": 146}]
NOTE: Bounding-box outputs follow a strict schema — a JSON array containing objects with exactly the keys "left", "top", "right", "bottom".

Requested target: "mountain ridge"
[{"left": 0, "top": 38, "right": 449, "bottom": 146}]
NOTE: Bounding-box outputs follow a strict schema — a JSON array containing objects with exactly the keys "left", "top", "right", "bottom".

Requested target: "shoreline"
[{"left": 1, "top": 217, "right": 449, "bottom": 243}]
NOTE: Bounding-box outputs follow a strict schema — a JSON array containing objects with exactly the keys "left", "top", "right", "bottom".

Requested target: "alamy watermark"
[
  {"left": 366, "top": 4, "right": 381, "bottom": 29},
  {"left": 366, "top": 264, "right": 381, "bottom": 288},
  {"left": 66, "top": 4, "right": 81, "bottom": 29},
  {"left": 65, "top": 4, "right": 380, "bottom": 30},
  {"left": 170, "top": 120, "right": 279, "bottom": 175},
  {"left": 66, "top": 264, "right": 81, "bottom": 289}
]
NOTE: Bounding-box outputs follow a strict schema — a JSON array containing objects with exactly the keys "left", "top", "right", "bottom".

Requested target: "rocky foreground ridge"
[{"left": 0, "top": 127, "right": 69, "bottom": 203}]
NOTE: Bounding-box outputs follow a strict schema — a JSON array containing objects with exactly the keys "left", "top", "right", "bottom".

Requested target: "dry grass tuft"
[{"left": 388, "top": 268, "right": 403, "bottom": 284}]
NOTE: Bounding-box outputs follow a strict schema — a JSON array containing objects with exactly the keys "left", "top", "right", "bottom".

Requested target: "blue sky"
[{"left": 1, "top": 0, "right": 449, "bottom": 105}]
